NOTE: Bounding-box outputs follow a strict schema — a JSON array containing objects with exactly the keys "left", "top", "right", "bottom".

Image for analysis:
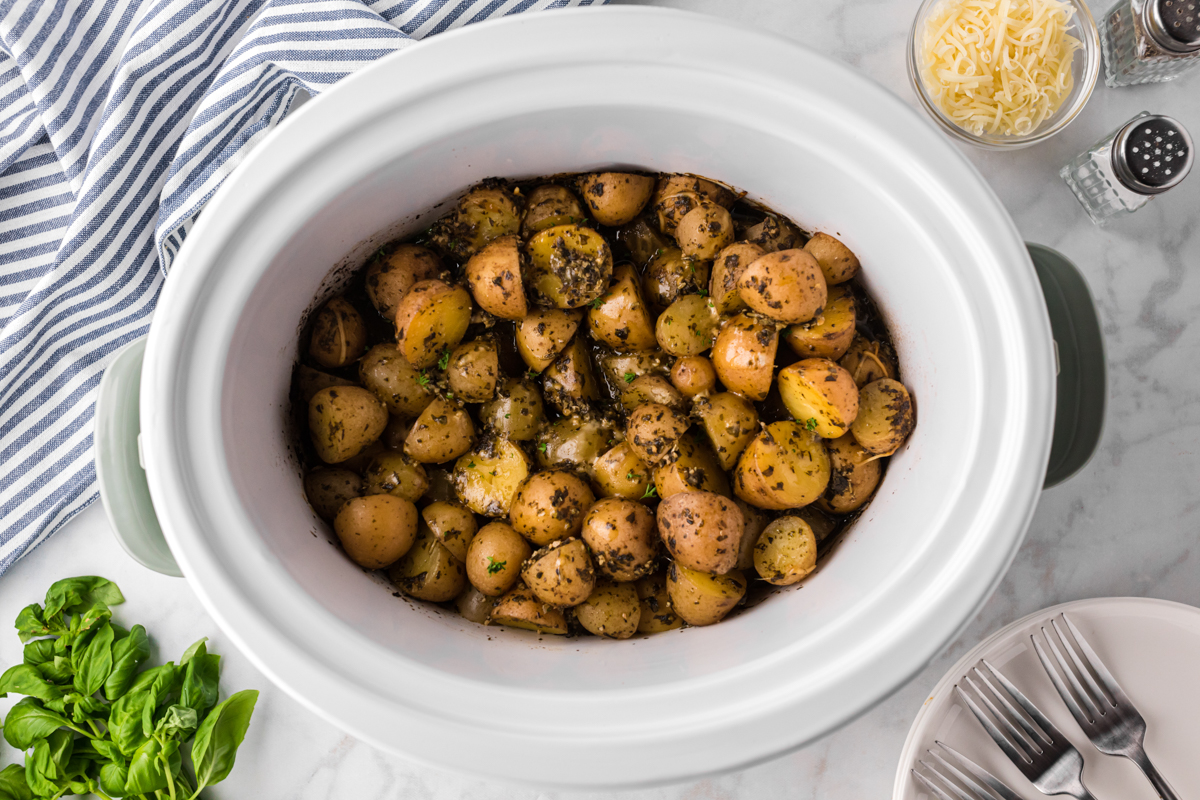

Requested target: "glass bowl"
[{"left": 907, "top": 0, "right": 1101, "bottom": 149}]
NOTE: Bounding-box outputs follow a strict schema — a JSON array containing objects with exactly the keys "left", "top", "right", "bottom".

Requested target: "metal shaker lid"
[
  {"left": 1112, "top": 115, "right": 1193, "bottom": 195},
  {"left": 1146, "top": 0, "right": 1200, "bottom": 53}
]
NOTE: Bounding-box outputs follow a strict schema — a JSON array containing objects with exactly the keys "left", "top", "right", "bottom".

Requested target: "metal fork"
[
  {"left": 913, "top": 740, "right": 1029, "bottom": 800},
  {"left": 1032, "top": 615, "right": 1181, "bottom": 800},
  {"left": 956, "top": 660, "right": 1098, "bottom": 800}
]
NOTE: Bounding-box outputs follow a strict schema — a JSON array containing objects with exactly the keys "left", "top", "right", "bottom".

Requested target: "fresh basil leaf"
[
  {"left": 190, "top": 690, "right": 258, "bottom": 791},
  {"left": 67, "top": 604, "right": 112, "bottom": 669},
  {"left": 127, "top": 662, "right": 174, "bottom": 696},
  {"left": 180, "top": 637, "right": 207, "bottom": 666},
  {"left": 21, "top": 639, "right": 55, "bottom": 667},
  {"left": 36, "top": 655, "right": 74, "bottom": 684},
  {"left": 105, "top": 624, "right": 149, "bottom": 701},
  {"left": 0, "top": 764, "right": 32, "bottom": 800},
  {"left": 155, "top": 704, "right": 198, "bottom": 739},
  {"left": 43, "top": 577, "right": 124, "bottom": 618},
  {"left": 108, "top": 689, "right": 151, "bottom": 757},
  {"left": 44, "top": 728, "right": 74, "bottom": 774},
  {"left": 87, "top": 738, "right": 123, "bottom": 763},
  {"left": 98, "top": 762, "right": 128, "bottom": 798},
  {"left": 66, "top": 692, "right": 110, "bottom": 723},
  {"left": 124, "top": 736, "right": 180, "bottom": 796},
  {"left": 73, "top": 621, "right": 115, "bottom": 697},
  {"left": 140, "top": 662, "right": 180, "bottom": 737},
  {"left": 0, "top": 664, "right": 62, "bottom": 702},
  {"left": 181, "top": 652, "right": 220, "bottom": 713},
  {"left": 1, "top": 698, "right": 68, "bottom": 750},
  {"left": 13, "top": 605, "right": 50, "bottom": 644}
]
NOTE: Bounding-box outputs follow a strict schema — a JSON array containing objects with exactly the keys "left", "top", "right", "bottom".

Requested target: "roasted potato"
[
  {"left": 404, "top": 398, "right": 475, "bottom": 464},
  {"left": 675, "top": 200, "right": 734, "bottom": 261},
  {"left": 422, "top": 500, "right": 478, "bottom": 562},
  {"left": 526, "top": 224, "right": 613, "bottom": 309},
  {"left": 522, "top": 538, "right": 596, "bottom": 607},
  {"left": 366, "top": 244, "right": 441, "bottom": 321},
  {"left": 709, "top": 242, "right": 765, "bottom": 315},
  {"left": 635, "top": 573, "right": 683, "bottom": 633},
  {"left": 804, "top": 232, "right": 860, "bottom": 285},
  {"left": 670, "top": 356, "right": 716, "bottom": 397},
  {"left": 304, "top": 468, "right": 362, "bottom": 521},
  {"left": 733, "top": 499, "right": 771, "bottom": 571},
  {"left": 592, "top": 443, "right": 655, "bottom": 501},
  {"left": 388, "top": 527, "right": 467, "bottom": 602},
  {"left": 516, "top": 308, "right": 582, "bottom": 372},
  {"left": 489, "top": 583, "right": 570, "bottom": 634},
  {"left": 642, "top": 247, "right": 704, "bottom": 310},
  {"left": 818, "top": 434, "right": 883, "bottom": 514},
  {"left": 536, "top": 417, "right": 615, "bottom": 477},
  {"left": 456, "top": 586, "right": 496, "bottom": 624},
  {"left": 542, "top": 336, "right": 598, "bottom": 416},
  {"left": 447, "top": 339, "right": 499, "bottom": 403},
  {"left": 575, "top": 581, "right": 641, "bottom": 639},
  {"left": 597, "top": 350, "right": 671, "bottom": 394},
  {"left": 431, "top": 183, "right": 522, "bottom": 260},
  {"left": 295, "top": 365, "right": 355, "bottom": 406},
  {"left": 393, "top": 280, "right": 473, "bottom": 369},
  {"left": 588, "top": 264, "right": 657, "bottom": 351},
  {"left": 466, "top": 521, "right": 530, "bottom": 596},
  {"left": 736, "top": 249, "right": 827, "bottom": 325},
  {"left": 784, "top": 284, "right": 856, "bottom": 360},
  {"left": 453, "top": 438, "right": 531, "bottom": 516},
  {"left": 581, "top": 497, "right": 657, "bottom": 581},
  {"left": 840, "top": 335, "right": 897, "bottom": 387},
  {"left": 579, "top": 173, "right": 655, "bottom": 226},
  {"left": 616, "top": 375, "right": 679, "bottom": 413},
  {"left": 734, "top": 421, "right": 831, "bottom": 510},
  {"left": 778, "top": 358, "right": 860, "bottom": 439},
  {"left": 309, "top": 386, "right": 388, "bottom": 464},
  {"left": 850, "top": 378, "right": 915, "bottom": 455},
  {"left": 333, "top": 495, "right": 418, "bottom": 569},
  {"left": 656, "top": 294, "right": 719, "bottom": 357},
  {"left": 744, "top": 215, "right": 803, "bottom": 252},
  {"left": 710, "top": 313, "right": 779, "bottom": 401},
  {"left": 522, "top": 184, "right": 585, "bottom": 235},
  {"left": 362, "top": 452, "right": 429, "bottom": 502},
  {"left": 657, "top": 490, "right": 742, "bottom": 573},
  {"left": 618, "top": 216, "right": 674, "bottom": 266},
  {"left": 653, "top": 432, "right": 731, "bottom": 499},
  {"left": 509, "top": 469, "right": 596, "bottom": 547},
  {"left": 464, "top": 235, "right": 527, "bottom": 320},
  {"left": 667, "top": 563, "right": 746, "bottom": 626},
  {"left": 308, "top": 297, "right": 368, "bottom": 369},
  {"left": 358, "top": 344, "right": 436, "bottom": 417},
  {"left": 693, "top": 392, "right": 759, "bottom": 471},
  {"left": 626, "top": 403, "right": 689, "bottom": 467},
  {"left": 753, "top": 517, "right": 817, "bottom": 586},
  {"left": 479, "top": 378, "right": 544, "bottom": 440},
  {"left": 652, "top": 175, "right": 734, "bottom": 234}
]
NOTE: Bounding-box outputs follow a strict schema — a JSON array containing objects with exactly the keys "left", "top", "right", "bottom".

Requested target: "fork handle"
[{"left": 1128, "top": 749, "right": 1182, "bottom": 800}]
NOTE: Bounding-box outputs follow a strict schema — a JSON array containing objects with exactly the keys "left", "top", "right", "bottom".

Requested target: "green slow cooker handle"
[{"left": 1027, "top": 243, "right": 1107, "bottom": 489}]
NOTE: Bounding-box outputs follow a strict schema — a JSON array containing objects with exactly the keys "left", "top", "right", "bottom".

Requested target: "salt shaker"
[
  {"left": 1060, "top": 113, "right": 1193, "bottom": 225},
  {"left": 1100, "top": 0, "right": 1200, "bottom": 86}
]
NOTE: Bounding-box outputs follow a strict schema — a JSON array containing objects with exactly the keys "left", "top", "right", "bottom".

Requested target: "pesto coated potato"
[
  {"left": 309, "top": 386, "right": 388, "bottom": 464},
  {"left": 526, "top": 224, "right": 614, "bottom": 309},
  {"left": 656, "top": 294, "right": 719, "bottom": 357},
  {"left": 588, "top": 264, "right": 657, "bottom": 351},
  {"left": 404, "top": 397, "right": 475, "bottom": 464},
  {"left": 308, "top": 297, "right": 368, "bottom": 369},
  {"left": 710, "top": 313, "right": 779, "bottom": 401},
  {"left": 366, "top": 244, "right": 441, "bottom": 321},
  {"left": 509, "top": 469, "right": 596, "bottom": 547},
  {"left": 778, "top": 357, "right": 860, "bottom": 439},
  {"left": 294, "top": 365, "right": 355, "bottom": 407},
  {"left": 362, "top": 452, "right": 429, "bottom": 502},
  {"left": 734, "top": 421, "right": 831, "bottom": 510},
  {"left": 516, "top": 308, "right": 582, "bottom": 372},
  {"left": 626, "top": 402, "right": 689, "bottom": 467},
  {"left": 465, "top": 235, "right": 527, "bottom": 320},
  {"left": 693, "top": 392, "right": 759, "bottom": 471},
  {"left": 733, "top": 499, "right": 771, "bottom": 571},
  {"left": 840, "top": 335, "right": 897, "bottom": 387},
  {"left": 653, "top": 432, "right": 730, "bottom": 499},
  {"left": 522, "top": 538, "right": 596, "bottom": 607},
  {"left": 581, "top": 497, "right": 657, "bottom": 581},
  {"left": 447, "top": 339, "right": 499, "bottom": 403},
  {"left": 422, "top": 500, "right": 478, "bottom": 562},
  {"left": 579, "top": 173, "right": 655, "bottom": 226},
  {"left": 479, "top": 378, "right": 545, "bottom": 440},
  {"left": 541, "top": 336, "right": 598, "bottom": 417},
  {"left": 358, "top": 344, "right": 435, "bottom": 417},
  {"left": 804, "top": 232, "right": 860, "bottom": 285},
  {"left": 709, "top": 242, "right": 765, "bottom": 315},
  {"left": 657, "top": 490, "right": 743, "bottom": 573},
  {"left": 466, "top": 521, "right": 530, "bottom": 596},
  {"left": 618, "top": 216, "right": 674, "bottom": 267},
  {"left": 334, "top": 495, "right": 418, "bottom": 569},
  {"left": 489, "top": 583, "right": 570, "bottom": 634},
  {"left": 393, "top": 280, "right": 473, "bottom": 369},
  {"left": 431, "top": 184, "right": 522, "bottom": 260},
  {"left": 591, "top": 443, "right": 654, "bottom": 501},
  {"left": 636, "top": 573, "right": 683, "bottom": 633},
  {"left": 536, "top": 417, "right": 615, "bottom": 477},
  {"left": 575, "top": 580, "right": 641, "bottom": 639},
  {"left": 453, "top": 438, "right": 531, "bottom": 516},
  {"left": 784, "top": 283, "right": 857, "bottom": 361},
  {"left": 818, "top": 433, "right": 883, "bottom": 514},
  {"left": 736, "top": 249, "right": 827, "bottom": 325},
  {"left": 620, "top": 375, "right": 686, "bottom": 413},
  {"left": 388, "top": 527, "right": 467, "bottom": 602},
  {"left": 753, "top": 516, "right": 817, "bottom": 586},
  {"left": 850, "top": 378, "right": 915, "bottom": 455},
  {"left": 642, "top": 247, "right": 704, "bottom": 310},
  {"left": 667, "top": 563, "right": 746, "bottom": 626},
  {"left": 456, "top": 586, "right": 496, "bottom": 624},
  {"left": 675, "top": 200, "right": 734, "bottom": 261},
  {"left": 744, "top": 215, "right": 803, "bottom": 253},
  {"left": 304, "top": 468, "right": 362, "bottom": 522},
  {"left": 522, "top": 184, "right": 585, "bottom": 235},
  {"left": 670, "top": 356, "right": 716, "bottom": 397}
]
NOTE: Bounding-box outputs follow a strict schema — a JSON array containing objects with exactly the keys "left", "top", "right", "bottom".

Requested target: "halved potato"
[
  {"left": 620, "top": 374, "right": 686, "bottom": 413},
  {"left": 617, "top": 216, "right": 674, "bottom": 267},
  {"left": 581, "top": 497, "right": 658, "bottom": 581},
  {"left": 431, "top": 184, "right": 522, "bottom": 260},
  {"left": 710, "top": 313, "right": 779, "bottom": 401},
  {"left": 642, "top": 247, "right": 704, "bottom": 310},
  {"left": 516, "top": 308, "right": 582, "bottom": 372},
  {"left": 818, "top": 433, "right": 883, "bottom": 514},
  {"left": 447, "top": 339, "right": 499, "bottom": 403},
  {"left": 304, "top": 468, "right": 362, "bottom": 522},
  {"left": 840, "top": 334, "right": 897, "bottom": 387},
  {"left": 588, "top": 264, "right": 656, "bottom": 351},
  {"left": 579, "top": 173, "right": 655, "bottom": 226},
  {"left": 784, "top": 284, "right": 857, "bottom": 360},
  {"left": 626, "top": 403, "right": 689, "bottom": 467},
  {"left": 362, "top": 452, "right": 429, "bottom": 502},
  {"left": 744, "top": 215, "right": 803, "bottom": 252},
  {"left": 358, "top": 344, "right": 435, "bottom": 417},
  {"left": 489, "top": 584, "right": 570, "bottom": 634},
  {"left": 366, "top": 244, "right": 441, "bottom": 321},
  {"left": 452, "top": 438, "right": 531, "bottom": 516},
  {"left": 422, "top": 500, "right": 478, "bottom": 562},
  {"left": 652, "top": 175, "right": 734, "bottom": 234},
  {"left": 597, "top": 350, "right": 670, "bottom": 394},
  {"left": 393, "top": 280, "right": 473, "bottom": 369},
  {"left": 522, "top": 184, "right": 585, "bottom": 235},
  {"left": 693, "top": 392, "right": 759, "bottom": 471},
  {"left": 733, "top": 421, "right": 831, "bottom": 510},
  {"left": 736, "top": 249, "right": 827, "bottom": 325},
  {"left": 466, "top": 521, "right": 530, "bottom": 596},
  {"left": 753, "top": 517, "right": 817, "bottom": 586},
  {"left": 709, "top": 242, "right": 765, "bottom": 315},
  {"left": 653, "top": 432, "right": 731, "bottom": 499},
  {"left": 479, "top": 378, "right": 544, "bottom": 440},
  {"left": 404, "top": 398, "right": 475, "bottom": 464},
  {"left": 804, "top": 232, "right": 860, "bottom": 285},
  {"left": 535, "top": 417, "right": 615, "bottom": 478},
  {"left": 522, "top": 538, "right": 596, "bottom": 607},
  {"left": 575, "top": 581, "right": 641, "bottom": 639},
  {"left": 675, "top": 200, "right": 734, "bottom": 261},
  {"left": 465, "top": 235, "right": 527, "bottom": 320},
  {"left": 541, "top": 336, "right": 598, "bottom": 416},
  {"left": 666, "top": 563, "right": 746, "bottom": 627},
  {"left": 657, "top": 490, "right": 742, "bottom": 573},
  {"left": 294, "top": 365, "right": 355, "bottom": 407},
  {"left": 591, "top": 443, "right": 654, "bottom": 501},
  {"left": 309, "top": 386, "right": 388, "bottom": 464},
  {"left": 526, "top": 224, "right": 613, "bottom": 308},
  {"left": 733, "top": 499, "right": 772, "bottom": 571},
  {"left": 850, "top": 378, "right": 915, "bottom": 455},
  {"left": 636, "top": 573, "right": 683, "bottom": 633},
  {"left": 456, "top": 586, "right": 496, "bottom": 624},
  {"left": 509, "top": 469, "right": 596, "bottom": 547},
  {"left": 656, "top": 294, "right": 719, "bottom": 357},
  {"left": 388, "top": 528, "right": 467, "bottom": 602},
  {"left": 308, "top": 297, "right": 368, "bottom": 369},
  {"left": 778, "top": 358, "right": 860, "bottom": 439}
]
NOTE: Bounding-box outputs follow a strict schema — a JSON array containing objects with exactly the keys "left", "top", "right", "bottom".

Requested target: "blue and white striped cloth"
[{"left": 0, "top": 0, "right": 606, "bottom": 573}]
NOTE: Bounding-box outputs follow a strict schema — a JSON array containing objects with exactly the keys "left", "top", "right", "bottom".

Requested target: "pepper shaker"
[
  {"left": 1100, "top": 0, "right": 1200, "bottom": 86},
  {"left": 1060, "top": 113, "right": 1193, "bottom": 225}
]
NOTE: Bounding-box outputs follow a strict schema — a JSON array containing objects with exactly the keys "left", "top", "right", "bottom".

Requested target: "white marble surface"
[{"left": 2, "top": 0, "right": 1199, "bottom": 797}]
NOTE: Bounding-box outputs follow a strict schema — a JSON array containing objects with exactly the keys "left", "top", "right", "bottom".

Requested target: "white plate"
[{"left": 894, "top": 597, "right": 1200, "bottom": 799}]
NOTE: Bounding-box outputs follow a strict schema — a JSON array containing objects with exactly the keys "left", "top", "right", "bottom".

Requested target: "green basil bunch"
[{"left": 0, "top": 577, "right": 257, "bottom": 800}]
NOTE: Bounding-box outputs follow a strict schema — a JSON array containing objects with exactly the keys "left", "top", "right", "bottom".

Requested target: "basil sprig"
[{"left": 0, "top": 576, "right": 257, "bottom": 799}]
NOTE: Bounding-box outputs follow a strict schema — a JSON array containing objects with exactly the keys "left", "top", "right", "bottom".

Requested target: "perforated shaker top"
[
  {"left": 1113, "top": 116, "right": 1194, "bottom": 194},
  {"left": 1152, "top": 0, "right": 1200, "bottom": 50}
]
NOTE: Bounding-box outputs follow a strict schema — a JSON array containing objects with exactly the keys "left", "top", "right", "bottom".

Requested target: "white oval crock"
[{"left": 140, "top": 7, "right": 1055, "bottom": 788}]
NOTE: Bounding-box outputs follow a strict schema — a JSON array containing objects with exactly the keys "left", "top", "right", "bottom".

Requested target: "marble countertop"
[{"left": 2, "top": 0, "right": 1198, "bottom": 797}]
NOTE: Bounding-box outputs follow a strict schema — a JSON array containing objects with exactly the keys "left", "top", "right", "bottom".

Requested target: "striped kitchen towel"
[{"left": 0, "top": 0, "right": 607, "bottom": 573}]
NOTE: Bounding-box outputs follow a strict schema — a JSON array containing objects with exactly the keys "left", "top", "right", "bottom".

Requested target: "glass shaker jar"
[
  {"left": 1061, "top": 112, "right": 1194, "bottom": 224},
  {"left": 1100, "top": 0, "right": 1200, "bottom": 86}
]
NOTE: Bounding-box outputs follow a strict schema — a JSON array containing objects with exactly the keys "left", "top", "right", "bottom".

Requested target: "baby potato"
[
  {"left": 522, "top": 184, "right": 585, "bottom": 235},
  {"left": 626, "top": 403, "right": 690, "bottom": 467},
  {"left": 804, "top": 232, "right": 860, "bottom": 285},
  {"left": 388, "top": 527, "right": 467, "bottom": 602},
  {"left": 737, "top": 249, "right": 827, "bottom": 325},
  {"left": 709, "top": 242, "right": 765, "bottom": 315},
  {"left": 366, "top": 244, "right": 441, "bottom": 321},
  {"left": 656, "top": 294, "right": 719, "bottom": 357},
  {"left": 818, "top": 433, "right": 883, "bottom": 514},
  {"left": 447, "top": 339, "right": 499, "bottom": 403},
  {"left": 657, "top": 490, "right": 743, "bottom": 573},
  {"left": 635, "top": 573, "right": 683, "bottom": 633},
  {"left": 479, "top": 378, "right": 545, "bottom": 440},
  {"left": 541, "top": 337, "right": 598, "bottom": 417},
  {"left": 489, "top": 584, "right": 570, "bottom": 635},
  {"left": 393, "top": 280, "right": 473, "bottom": 369},
  {"left": 694, "top": 391, "right": 759, "bottom": 470},
  {"left": 618, "top": 216, "right": 674, "bottom": 267},
  {"left": 431, "top": 183, "right": 522, "bottom": 260},
  {"left": 734, "top": 421, "right": 831, "bottom": 510},
  {"left": 744, "top": 215, "right": 804, "bottom": 253},
  {"left": 464, "top": 235, "right": 527, "bottom": 321},
  {"left": 453, "top": 438, "right": 532, "bottom": 516},
  {"left": 535, "top": 417, "right": 615, "bottom": 478},
  {"left": 654, "top": 432, "right": 731, "bottom": 499},
  {"left": 358, "top": 344, "right": 436, "bottom": 417},
  {"left": 510, "top": 469, "right": 596, "bottom": 547},
  {"left": 516, "top": 308, "right": 583, "bottom": 373},
  {"left": 670, "top": 356, "right": 717, "bottom": 397},
  {"left": 581, "top": 497, "right": 657, "bottom": 581},
  {"left": 309, "top": 386, "right": 388, "bottom": 464},
  {"left": 592, "top": 443, "right": 654, "bottom": 501},
  {"left": 466, "top": 521, "right": 531, "bottom": 596},
  {"left": 597, "top": 350, "right": 671, "bottom": 393},
  {"left": 422, "top": 500, "right": 478, "bottom": 562},
  {"left": 675, "top": 200, "right": 734, "bottom": 261},
  {"left": 666, "top": 563, "right": 747, "bottom": 627},
  {"left": 295, "top": 365, "right": 355, "bottom": 406},
  {"left": 642, "top": 247, "right": 704, "bottom": 310},
  {"left": 733, "top": 499, "right": 771, "bottom": 571},
  {"left": 304, "top": 468, "right": 362, "bottom": 521},
  {"left": 526, "top": 224, "right": 614, "bottom": 309},
  {"left": 850, "top": 378, "right": 915, "bottom": 455},
  {"left": 308, "top": 297, "right": 368, "bottom": 369},
  {"left": 333, "top": 495, "right": 418, "bottom": 569},
  {"left": 621, "top": 375, "right": 685, "bottom": 413},
  {"left": 362, "top": 452, "right": 429, "bottom": 502},
  {"left": 588, "top": 264, "right": 657, "bottom": 351},
  {"left": 653, "top": 175, "right": 735, "bottom": 233},
  {"left": 455, "top": 586, "right": 496, "bottom": 624},
  {"left": 404, "top": 398, "right": 475, "bottom": 464},
  {"left": 653, "top": 188, "right": 701, "bottom": 236},
  {"left": 579, "top": 173, "right": 655, "bottom": 226},
  {"left": 778, "top": 358, "right": 860, "bottom": 438},
  {"left": 840, "top": 334, "right": 897, "bottom": 387},
  {"left": 784, "top": 284, "right": 856, "bottom": 361},
  {"left": 710, "top": 313, "right": 779, "bottom": 401},
  {"left": 575, "top": 581, "right": 641, "bottom": 639},
  {"left": 522, "top": 538, "right": 596, "bottom": 607},
  {"left": 753, "top": 517, "right": 817, "bottom": 586}
]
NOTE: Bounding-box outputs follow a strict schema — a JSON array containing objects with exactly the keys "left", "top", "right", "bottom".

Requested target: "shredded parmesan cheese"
[{"left": 919, "top": 0, "right": 1082, "bottom": 137}]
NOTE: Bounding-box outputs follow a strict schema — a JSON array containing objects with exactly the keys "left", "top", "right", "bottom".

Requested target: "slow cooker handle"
[{"left": 1027, "top": 243, "right": 1106, "bottom": 489}]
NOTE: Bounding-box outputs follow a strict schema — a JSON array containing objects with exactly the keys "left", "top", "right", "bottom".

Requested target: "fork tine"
[
  {"left": 956, "top": 684, "right": 1031, "bottom": 767},
  {"left": 975, "top": 663, "right": 1053, "bottom": 747},
  {"left": 928, "top": 744, "right": 1010, "bottom": 800},
  {"left": 963, "top": 675, "right": 1039, "bottom": 758},
  {"left": 1060, "top": 614, "right": 1129, "bottom": 709},
  {"left": 1031, "top": 630, "right": 1094, "bottom": 732},
  {"left": 979, "top": 660, "right": 1067, "bottom": 747},
  {"left": 1041, "top": 624, "right": 1102, "bottom": 722},
  {"left": 1051, "top": 617, "right": 1113, "bottom": 711},
  {"left": 913, "top": 767, "right": 963, "bottom": 800}
]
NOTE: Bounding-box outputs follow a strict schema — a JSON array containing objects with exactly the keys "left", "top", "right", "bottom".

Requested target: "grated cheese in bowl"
[{"left": 918, "top": 0, "right": 1084, "bottom": 138}]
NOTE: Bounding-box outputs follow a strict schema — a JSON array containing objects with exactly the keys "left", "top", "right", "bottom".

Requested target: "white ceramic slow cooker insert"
[{"left": 140, "top": 7, "right": 1055, "bottom": 787}]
